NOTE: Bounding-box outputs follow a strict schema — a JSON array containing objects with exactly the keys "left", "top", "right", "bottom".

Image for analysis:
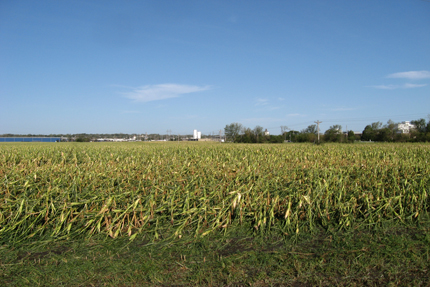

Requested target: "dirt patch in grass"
[
  {"left": 16, "top": 245, "right": 71, "bottom": 262},
  {"left": 218, "top": 237, "right": 254, "bottom": 257}
]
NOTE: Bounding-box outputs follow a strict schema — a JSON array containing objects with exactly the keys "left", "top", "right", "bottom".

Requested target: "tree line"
[
  {"left": 223, "top": 123, "right": 285, "bottom": 143},
  {"left": 224, "top": 116, "right": 430, "bottom": 143}
]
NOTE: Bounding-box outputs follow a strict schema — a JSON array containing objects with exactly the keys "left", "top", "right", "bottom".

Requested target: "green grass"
[{"left": 1, "top": 220, "right": 430, "bottom": 286}]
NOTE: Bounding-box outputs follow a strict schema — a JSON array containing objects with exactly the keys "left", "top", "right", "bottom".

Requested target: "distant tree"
[
  {"left": 347, "top": 130, "right": 356, "bottom": 143},
  {"left": 427, "top": 114, "right": 430, "bottom": 133},
  {"left": 409, "top": 118, "right": 428, "bottom": 141},
  {"left": 377, "top": 128, "right": 393, "bottom": 142},
  {"left": 76, "top": 135, "right": 90, "bottom": 142},
  {"left": 253, "top": 125, "right": 264, "bottom": 143},
  {"left": 381, "top": 119, "right": 398, "bottom": 141},
  {"left": 361, "top": 122, "right": 383, "bottom": 141},
  {"left": 371, "top": 121, "right": 382, "bottom": 130},
  {"left": 239, "top": 127, "right": 254, "bottom": 143},
  {"left": 224, "top": 123, "right": 243, "bottom": 142},
  {"left": 297, "top": 133, "right": 316, "bottom": 143},
  {"left": 361, "top": 125, "right": 376, "bottom": 141},
  {"left": 384, "top": 119, "right": 397, "bottom": 131},
  {"left": 411, "top": 118, "right": 426, "bottom": 133},
  {"left": 286, "top": 130, "right": 299, "bottom": 142},
  {"left": 394, "top": 132, "right": 409, "bottom": 142},
  {"left": 296, "top": 124, "right": 318, "bottom": 142},
  {"left": 233, "top": 126, "right": 284, "bottom": 144},
  {"left": 324, "top": 125, "right": 342, "bottom": 142},
  {"left": 302, "top": 124, "right": 317, "bottom": 134},
  {"left": 269, "top": 135, "right": 284, "bottom": 143}
]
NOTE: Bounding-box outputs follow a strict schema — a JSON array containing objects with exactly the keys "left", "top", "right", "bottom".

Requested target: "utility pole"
[
  {"left": 345, "top": 125, "right": 348, "bottom": 142},
  {"left": 281, "top": 125, "right": 289, "bottom": 142},
  {"left": 314, "top": 120, "right": 322, "bottom": 143}
]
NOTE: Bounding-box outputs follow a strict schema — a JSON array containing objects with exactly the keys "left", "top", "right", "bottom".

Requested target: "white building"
[
  {"left": 193, "top": 129, "right": 202, "bottom": 140},
  {"left": 397, "top": 121, "right": 415, "bottom": 134}
]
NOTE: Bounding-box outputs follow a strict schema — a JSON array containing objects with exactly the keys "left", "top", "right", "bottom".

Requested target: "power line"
[
  {"left": 263, "top": 112, "right": 429, "bottom": 131},
  {"left": 320, "top": 113, "right": 429, "bottom": 123}
]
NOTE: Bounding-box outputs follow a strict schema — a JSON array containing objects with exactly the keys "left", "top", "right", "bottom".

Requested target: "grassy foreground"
[
  {"left": 1, "top": 222, "right": 430, "bottom": 286},
  {"left": 1, "top": 142, "right": 430, "bottom": 285}
]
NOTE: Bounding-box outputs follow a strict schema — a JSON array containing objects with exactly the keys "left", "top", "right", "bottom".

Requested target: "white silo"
[
  {"left": 193, "top": 129, "right": 198, "bottom": 139},
  {"left": 197, "top": 131, "right": 201, "bottom": 139}
]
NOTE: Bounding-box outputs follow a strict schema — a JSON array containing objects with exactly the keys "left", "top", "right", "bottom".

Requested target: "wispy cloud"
[
  {"left": 386, "top": 70, "right": 430, "bottom": 80},
  {"left": 369, "top": 83, "right": 427, "bottom": 90},
  {"left": 286, "top": 113, "right": 306, "bottom": 117},
  {"left": 255, "top": 98, "right": 269, "bottom": 106},
  {"left": 370, "top": 84, "right": 398, "bottom": 90},
  {"left": 331, "top": 107, "right": 356, "bottom": 111},
  {"left": 254, "top": 98, "right": 284, "bottom": 111},
  {"left": 241, "top": 117, "right": 283, "bottom": 124},
  {"left": 403, "top": 83, "right": 427, "bottom": 88},
  {"left": 170, "top": 115, "right": 200, "bottom": 120},
  {"left": 268, "top": 106, "right": 282, "bottom": 111},
  {"left": 123, "top": 84, "right": 211, "bottom": 103},
  {"left": 228, "top": 15, "right": 238, "bottom": 23},
  {"left": 369, "top": 70, "right": 429, "bottom": 90}
]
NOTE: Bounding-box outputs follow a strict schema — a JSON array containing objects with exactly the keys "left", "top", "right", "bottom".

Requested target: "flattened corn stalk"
[{"left": 0, "top": 142, "right": 429, "bottom": 244}]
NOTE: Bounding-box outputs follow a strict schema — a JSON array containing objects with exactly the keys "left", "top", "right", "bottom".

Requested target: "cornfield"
[{"left": 1, "top": 142, "right": 429, "bottom": 244}]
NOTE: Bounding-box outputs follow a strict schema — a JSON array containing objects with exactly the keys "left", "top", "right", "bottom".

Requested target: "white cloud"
[
  {"left": 368, "top": 70, "right": 429, "bottom": 90},
  {"left": 255, "top": 98, "right": 269, "bottom": 106},
  {"left": 286, "top": 113, "right": 306, "bottom": 117},
  {"left": 370, "top": 84, "right": 397, "bottom": 90},
  {"left": 123, "top": 84, "right": 211, "bottom": 103},
  {"left": 403, "top": 83, "right": 427, "bottom": 88},
  {"left": 331, "top": 107, "right": 356, "bottom": 111},
  {"left": 268, "top": 106, "right": 282, "bottom": 111},
  {"left": 254, "top": 98, "right": 284, "bottom": 111},
  {"left": 241, "top": 117, "right": 283, "bottom": 124},
  {"left": 369, "top": 83, "right": 427, "bottom": 90},
  {"left": 386, "top": 70, "right": 430, "bottom": 80}
]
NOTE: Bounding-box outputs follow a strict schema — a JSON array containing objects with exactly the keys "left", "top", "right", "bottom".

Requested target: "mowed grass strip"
[{"left": 1, "top": 221, "right": 430, "bottom": 286}]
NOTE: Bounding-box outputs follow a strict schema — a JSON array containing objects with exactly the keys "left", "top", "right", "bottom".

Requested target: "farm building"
[{"left": 397, "top": 121, "right": 415, "bottom": 134}]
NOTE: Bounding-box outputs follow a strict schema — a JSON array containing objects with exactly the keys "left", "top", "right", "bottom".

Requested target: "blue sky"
[{"left": 1, "top": 0, "right": 429, "bottom": 135}]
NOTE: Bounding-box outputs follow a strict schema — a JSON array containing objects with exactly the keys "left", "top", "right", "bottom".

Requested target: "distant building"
[
  {"left": 264, "top": 129, "right": 270, "bottom": 136},
  {"left": 192, "top": 129, "right": 202, "bottom": 140},
  {"left": 397, "top": 121, "right": 415, "bottom": 134}
]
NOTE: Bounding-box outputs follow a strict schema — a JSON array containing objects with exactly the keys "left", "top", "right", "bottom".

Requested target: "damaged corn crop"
[{"left": 1, "top": 142, "right": 429, "bottom": 243}]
